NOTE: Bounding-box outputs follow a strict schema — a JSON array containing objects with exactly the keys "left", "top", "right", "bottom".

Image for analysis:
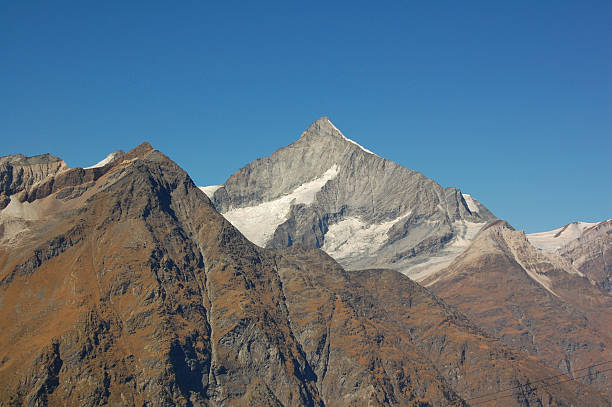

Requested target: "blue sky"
[{"left": 1, "top": 1, "right": 610, "bottom": 232}]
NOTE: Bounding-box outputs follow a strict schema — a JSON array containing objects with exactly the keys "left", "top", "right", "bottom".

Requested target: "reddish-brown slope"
[
  {"left": 426, "top": 221, "right": 612, "bottom": 396},
  {"left": 277, "top": 247, "right": 610, "bottom": 406}
]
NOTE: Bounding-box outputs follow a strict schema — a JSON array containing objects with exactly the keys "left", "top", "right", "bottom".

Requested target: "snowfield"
[
  {"left": 219, "top": 165, "right": 339, "bottom": 247},
  {"left": 527, "top": 221, "right": 599, "bottom": 252}
]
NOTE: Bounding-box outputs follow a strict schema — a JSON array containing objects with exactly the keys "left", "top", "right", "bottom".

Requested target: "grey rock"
[
  {"left": 560, "top": 219, "right": 612, "bottom": 292},
  {"left": 207, "top": 117, "right": 496, "bottom": 275}
]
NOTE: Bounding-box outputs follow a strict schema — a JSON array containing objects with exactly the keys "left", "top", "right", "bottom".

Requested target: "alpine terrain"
[
  {"left": 202, "top": 117, "right": 496, "bottom": 280},
  {"left": 200, "top": 117, "right": 612, "bottom": 397},
  {"left": 528, "top": 220, "right": 612, "bottom": 292},
  {"left": 1, "top": 143, "right": 609, "bottom": 406},
  {"left": 424, "top": 220, "right": 612, "bottom": 395}
]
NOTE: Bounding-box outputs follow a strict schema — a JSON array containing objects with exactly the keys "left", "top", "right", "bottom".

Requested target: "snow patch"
[
  {"left": 222, "top": 165, "right": 339, "bottom": 247},
  {"left": 199, "top": 185, "right": 223, "bottom": 198},
  {"left": 462, "top": 193, "right": 479, "bottom": 213},
  {"left": 322, "top": 213, "right": 411, "bottom": 261},
  {"left": 85, "top": 152, "right": 122, "bottom": 169},
  {"left": 327, "top": 119, "right": 378, "bottom": 156},
  {"left": 527, "top": 221, "right": 600, "bottom": 253}
]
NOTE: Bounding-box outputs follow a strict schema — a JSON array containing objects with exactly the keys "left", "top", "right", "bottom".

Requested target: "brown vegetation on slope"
[{"left": 0, "top": 145, "right": 608, "bottom": 406}]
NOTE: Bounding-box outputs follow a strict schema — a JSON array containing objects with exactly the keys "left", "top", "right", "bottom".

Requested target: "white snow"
[
  {"left": 222, "top": 165, "right": 339, "bottom": 247},
  {"left": 527, "top": 221, "right": 600, "bottom": 253},
  {"left": 199, "top": 185, "right": 223, "bottom": 198},
  {"left": 85, "top": 152, "right": 121, "bottom": 169},
  {"left": 327, "top": 119, "right": 379, "bottom": 156},
  {"left": 407, "top": 220, "right": 487, "bottom": 283},
  {"left": 462, "top": 193, "right": 479, "bottom": 213},
  {"left": 322, "top": 213, "right": 411, "bottom": 261}
]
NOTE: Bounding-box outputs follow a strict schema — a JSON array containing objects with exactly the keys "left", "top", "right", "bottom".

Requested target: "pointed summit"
[
  {"left": 204, "top": 117, "right": 495, "bottom": 274},
  {"left": 302, "top": 116, "right": 377, "bottom": 156}
]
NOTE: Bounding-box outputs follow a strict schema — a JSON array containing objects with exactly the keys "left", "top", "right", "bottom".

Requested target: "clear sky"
[{"left": 1, "top": 1, "right": 610, "bottom": 232}]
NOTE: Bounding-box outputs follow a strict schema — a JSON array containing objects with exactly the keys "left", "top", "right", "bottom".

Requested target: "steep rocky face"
[
  {"left": 558, "top": 220, "right": 612, "bottom": 292},
  {"left": 1, "top": 145, "right": 607, "bottom": 406},
  {"left": 425, "top": 220, "right": 612, "bottom": 395},
  {"left": 203, "top": 117, "right": 496, "bottom": 277},
  {"left": 0, "top": 153, "right": 68, "bottom": 209}
]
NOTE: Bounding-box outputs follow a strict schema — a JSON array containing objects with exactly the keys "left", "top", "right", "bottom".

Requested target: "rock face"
[
  {"left": 0, "top": 153, "right": 68, "bottom": 209},
  {"left": 204, "top": 117, "right": 496, "bottom": 278},
  {"left": 425, "top": 220, "right": 612, "bottom": 396},
  {"left": 1, "top": 144, "right": 608, "bottom": 406},
  {"left": 557, "top": 220, "right": 612, "bottom": 292}
]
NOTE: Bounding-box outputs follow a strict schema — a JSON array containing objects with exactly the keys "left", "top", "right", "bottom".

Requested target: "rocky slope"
[
  {"left": 0, "top": 144, "right": 607, "bottom": 406},
  {"left": 0, "top": 153, "right": 68, "bottom": 210},
  {"left": 526, "top": 219, "right": 612, "bottom": 291},
  {"left": 424, "top": 220, "right": 612, "bottom": 396},
  {"left": 557, "top": 220, "right": 611, "bottom": 292},
  {"left": 203, "top": 117, "right": 496, "bottom": 278}
]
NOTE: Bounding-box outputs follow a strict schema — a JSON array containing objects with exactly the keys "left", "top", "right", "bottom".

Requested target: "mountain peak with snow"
[
  {"left": 527, "top": 220, "right": 603, "bottom": 253},
  {"left": 84, "top": 150, "right": 125, "bottom": 169},
  {"left": 201, "top": 117, "right": 496, "bottom": 275},
  {"left": 301, "top": 116, "right": 378, "bottom": 156}
]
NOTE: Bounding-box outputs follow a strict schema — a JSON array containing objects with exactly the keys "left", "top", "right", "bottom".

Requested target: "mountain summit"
[{"left": 203, "top": 117, "right": 495, "bottom": 279}]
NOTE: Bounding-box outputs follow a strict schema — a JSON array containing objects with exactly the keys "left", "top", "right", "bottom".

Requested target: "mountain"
[
  {"left": 199, "top": 118, "right": 612, "bottom": 396},
  {"left": 1, "top": 144, "right": 608, "bottom": 406},
  {"left": 529, "top": 220, "right": 612, "bottom": 292},
  {"left": 202, "top": 117, "right": 496, "bottom": 279},
  {"left": 423, "top": 220, "right": 612, "bottom": 395},
  {"left": 527, "top": 221, "right": 602, "bottom": 253},
  {"left": 0, "top": 153, "right": 68, "bottom": 210}
]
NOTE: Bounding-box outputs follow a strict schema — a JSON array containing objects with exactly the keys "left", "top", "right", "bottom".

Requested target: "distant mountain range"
[{"left": 0, "top": 120, "right": 610, "bottom": 406}]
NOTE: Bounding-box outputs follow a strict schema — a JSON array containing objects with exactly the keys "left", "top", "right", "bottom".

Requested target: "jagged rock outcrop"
[
  {"left": 0, "top": 153, "right": 68, "bottom": 209},
  {"left": 203, "top": 117, "right": 496, "bottom": 277},
  {"left": 1, "top": 144, "right": 607, "bottom": 406},
  {"left": 424, "top": 220, "right": 612, "bottom": 395}
]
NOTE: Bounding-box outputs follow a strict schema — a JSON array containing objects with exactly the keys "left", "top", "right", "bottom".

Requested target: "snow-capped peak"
[
  {"left": 84, "top": 151, "right": 124, "bottom": 169},
  {"left": 527, "top": 221, "right": 601, "bottom": 253},
  {"left": 324, "top": 117, "right": 379, "bottom": 157}
]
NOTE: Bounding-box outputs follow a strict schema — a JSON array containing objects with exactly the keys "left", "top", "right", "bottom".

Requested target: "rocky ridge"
[{"left": 0, "top": 153, "right": 68, "bottom": 210}]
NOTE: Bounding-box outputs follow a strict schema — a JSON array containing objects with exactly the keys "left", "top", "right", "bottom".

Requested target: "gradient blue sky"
[{"left": 1, "top": 1, "right": 610, "bottom": 232}]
